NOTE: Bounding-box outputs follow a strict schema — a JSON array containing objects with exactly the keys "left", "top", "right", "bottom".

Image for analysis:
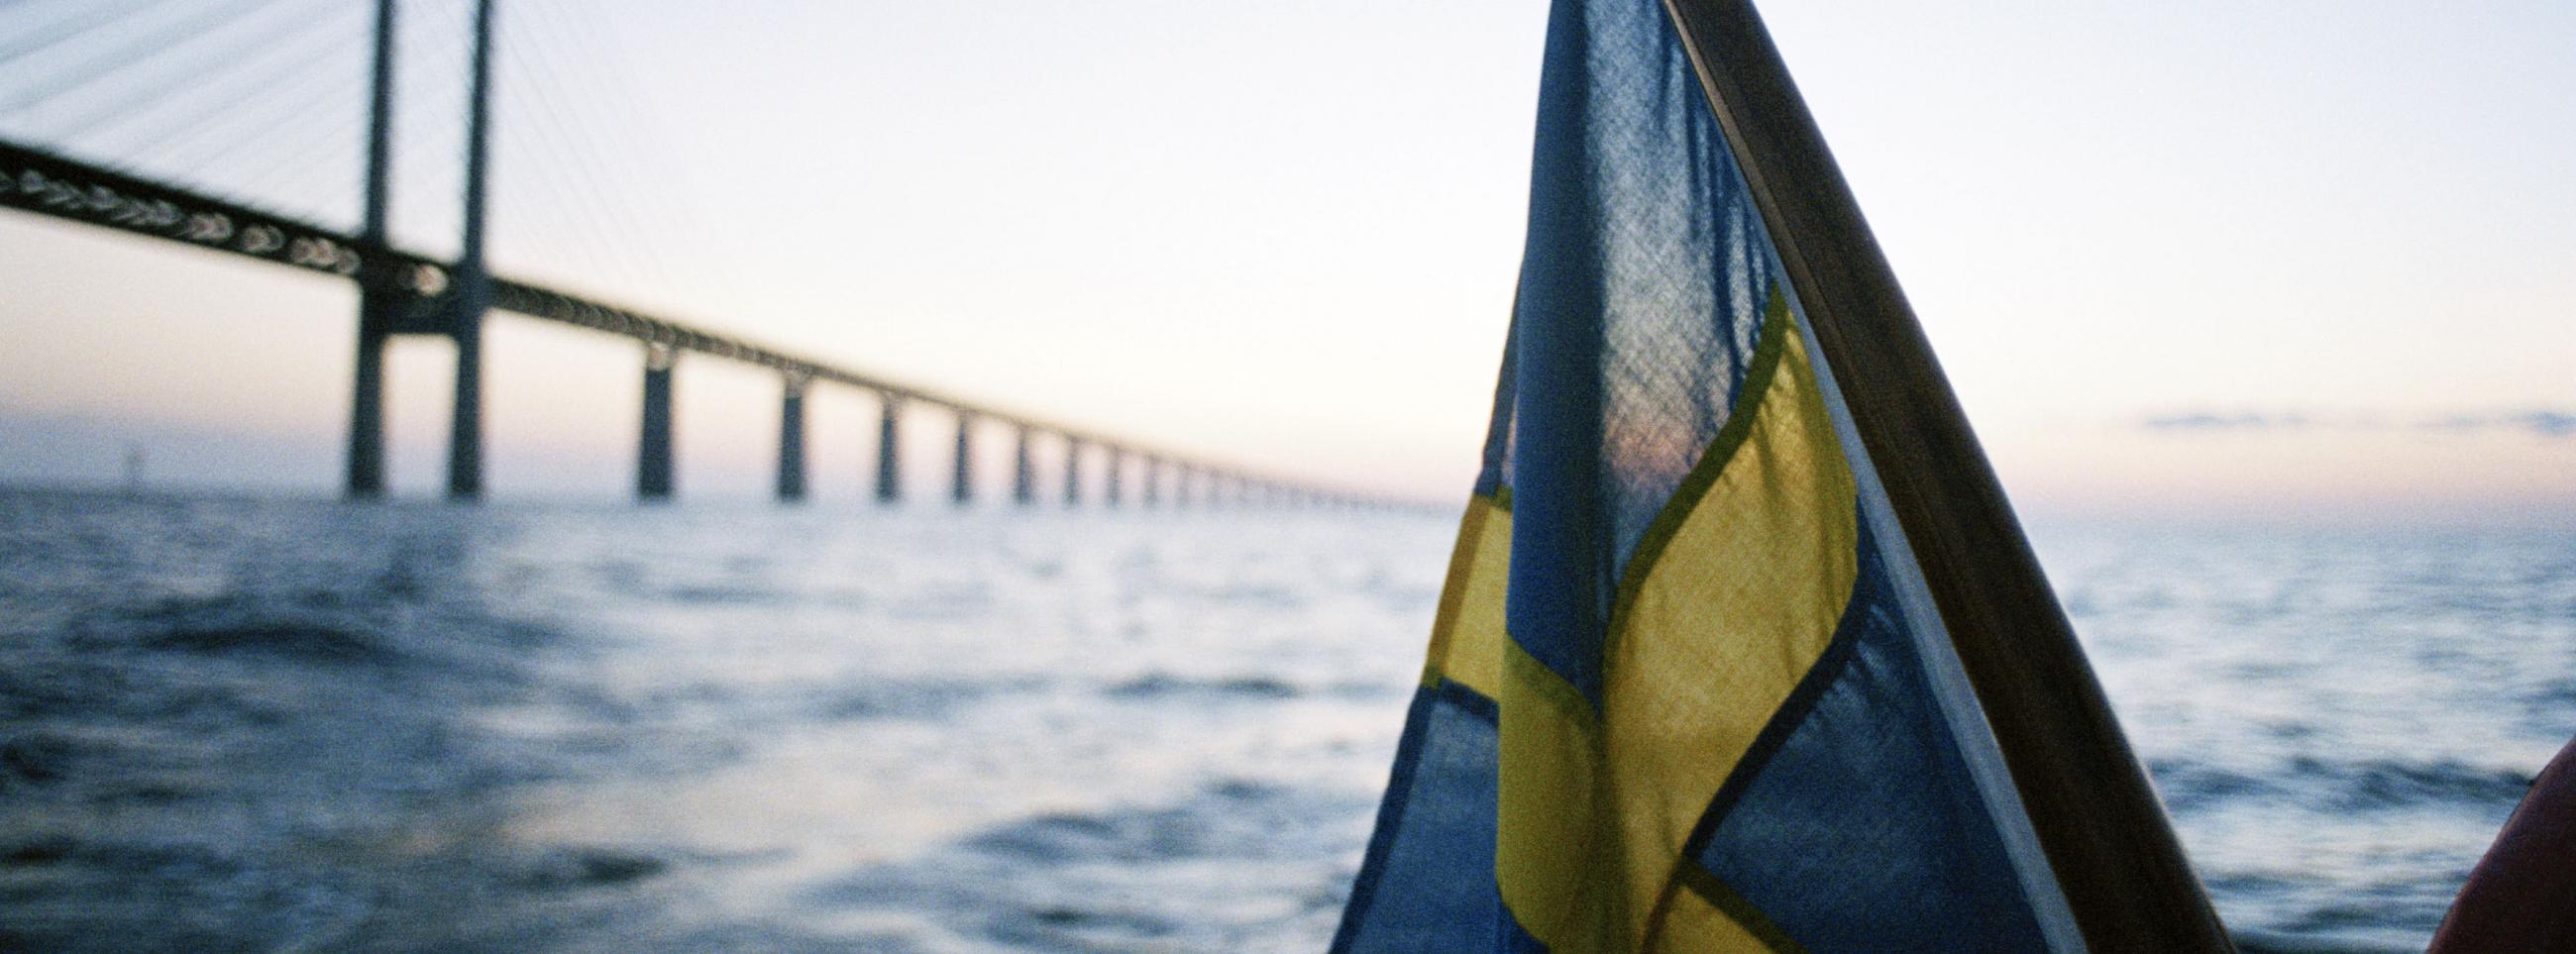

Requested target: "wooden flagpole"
[{"left": 1656, "top": 1, "right": 2234, "bottom": 949}]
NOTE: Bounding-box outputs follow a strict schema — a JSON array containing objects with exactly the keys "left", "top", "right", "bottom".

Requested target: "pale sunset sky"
[{"left": 1, "top": 0, "right": 2569, "bottom": 524}]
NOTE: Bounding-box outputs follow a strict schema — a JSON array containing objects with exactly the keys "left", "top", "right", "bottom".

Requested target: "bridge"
[{"left": 0, "top": 0, "right": 1392, "bottom": 510}]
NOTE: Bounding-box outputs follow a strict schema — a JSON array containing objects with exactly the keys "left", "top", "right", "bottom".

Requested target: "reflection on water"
[{"left": 0, "top": 489, "right": 2567, "bottom": 951}]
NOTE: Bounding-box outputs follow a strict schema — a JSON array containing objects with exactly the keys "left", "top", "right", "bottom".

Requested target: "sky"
[{"left": 1, "top": 0, "right": 2569, "bottom": 524}]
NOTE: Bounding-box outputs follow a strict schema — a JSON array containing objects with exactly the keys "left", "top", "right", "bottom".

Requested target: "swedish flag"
[{"left": 1333, "top": 0, "right": 2231, "bottom": 950}]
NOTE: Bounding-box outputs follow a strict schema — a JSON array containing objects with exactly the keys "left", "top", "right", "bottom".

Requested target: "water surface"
[{"left": 1, "top": 490, "right": 2566, "bottom": 951}]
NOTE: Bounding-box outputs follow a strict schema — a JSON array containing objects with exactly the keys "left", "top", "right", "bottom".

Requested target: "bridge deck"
[{"left": 2, "top": 138, "right": 1340, "bottom": 496}]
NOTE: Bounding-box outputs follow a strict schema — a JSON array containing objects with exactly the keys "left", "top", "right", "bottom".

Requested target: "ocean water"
[{"left": 0, "top": 489, "right": 2568, "bottom": 952}]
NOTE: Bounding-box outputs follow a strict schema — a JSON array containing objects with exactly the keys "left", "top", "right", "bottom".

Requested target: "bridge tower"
[
  {"left": 340, "top": 0, "right": 500, "bottom": 501},
  {"left": 445, "top": 0, "right": 497, "bottom": 500},
  {"left": 343, "top": 0, "right": 399, "bottom": 499}
]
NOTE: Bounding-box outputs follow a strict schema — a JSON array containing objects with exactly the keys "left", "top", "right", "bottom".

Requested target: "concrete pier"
[
  {"left": 875, "top": 395, "right": 902, "bottom": 504},
  {"left": 1013, "top": 426, "right": 1035, "bottom": 505},
  {"left": 776, "top": 374, "right": 807, "bottom": 502},
  {"left": 447, "top": 313, "right": 484, "bottom": 500},
  {"left": 636, "top": 347, "right": 675, "bottom": 500},
  {"left": 1062, "top": 438, "right": 1082, "bottom": 506},
  {"left": 345, "top": 322, "right": 388, "bottom": 498},
  {"left": 950, "top": 411, "right": 974, "bottom": 505}
]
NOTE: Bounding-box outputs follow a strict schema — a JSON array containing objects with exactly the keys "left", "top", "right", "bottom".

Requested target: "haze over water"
[{"left": 2, "top": 489, "right": 2568, "bottom": 952}]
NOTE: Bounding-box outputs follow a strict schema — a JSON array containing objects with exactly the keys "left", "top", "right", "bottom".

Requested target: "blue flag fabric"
[{"left": 1332, "top": 0, "right": 2087, "bottom": 949}]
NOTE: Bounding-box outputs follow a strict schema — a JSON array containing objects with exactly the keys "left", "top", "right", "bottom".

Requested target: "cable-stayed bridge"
[{"left": 1, "top": 0, "right": 1390, "bottom": 509}]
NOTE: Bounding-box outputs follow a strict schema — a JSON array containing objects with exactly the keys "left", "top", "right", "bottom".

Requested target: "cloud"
[
  {"left": 2140, "top": 411, "right": 2315, "bottom": 432},
  {"left": 2426, "top": 410, "right": 2576, "bottom": 439},
  {"left": 2139, "top": 408, "right": 2576, "bottom": 439}
]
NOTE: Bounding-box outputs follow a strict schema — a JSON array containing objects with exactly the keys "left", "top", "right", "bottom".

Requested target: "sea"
[{"left": 2, "top": 488, "right": 2569, "bottom": 953}]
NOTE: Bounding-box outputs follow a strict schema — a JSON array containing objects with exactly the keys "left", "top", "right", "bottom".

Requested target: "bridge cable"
[
  {"left": 7, "top": 0, "right": 359, "bottom": 178},
  {"left": 498, "top": 54, "right": 677, "bottom": 303},
  {"left": 0, "top": 0, "right": 194, "bottom": 71},
  {"left": 0, "top": 0, "right": 311, "bottom": 118},
  {"left": 171, "top": 0, "right": 470, "bottom": 223},
  {"left": 510, "top": 1, "right": 687, "bottom": 279},
  {"left": 146, "top": 65, "right": 371, "bottom": 211},
  {"left": 39, "top": 0, "right": 361, "bottom": 144},
  {"left": 563, "top": 0, "right": 762, "bottom": 314},
  {"left": 378, "top": 0, "right": 477, "bottom": 247},
  {"left": 131, "top": 54, "right": 363, "bottom": 174},
  {"left": 494, "top": 2, "right": 696, "bottom": 312},
  {"left": 223, "top": 85, "right": 374, "bottom": 217},
  {"left": 514, "top": 0, "right": 754, "bottom": 329}
]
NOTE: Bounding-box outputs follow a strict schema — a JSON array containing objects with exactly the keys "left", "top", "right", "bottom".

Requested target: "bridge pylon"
[
  {"left": 444, "top": 0, "right": 497, "bottom": 501},
  {"left": 874, "top": 394, "right": 902, "bottom": 504},
  {"left": 950, "top": 411, "right": 974, "bottom": 506},
  {"left": 637, "top": 345, "right": 676, "bottom": 500},
  {"left": 1013, "top": 426, "right": 1036, "bottom": 505},
  {"left": 1062, "top": 437, "right": 1083, "bottom": 506},
  {"left": 776, "top": 371, "right": 808, "bottom": 502},
  {"left": 342, "top": 0, "right": 400, "bottom": 500}
]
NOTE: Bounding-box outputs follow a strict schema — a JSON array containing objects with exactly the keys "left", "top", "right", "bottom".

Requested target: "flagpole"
[{"left": 1655, "top": 1, "right": 2233, "bottom": 949}]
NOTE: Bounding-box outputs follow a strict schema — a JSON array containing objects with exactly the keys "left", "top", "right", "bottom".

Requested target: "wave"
[
  {"left": 139, "top": 621, "right": 404, "bottom": 666},
  {"left": 2152, "top": 755, "right": 2533, "bottom": 813},
  {"left": 2294, "top": 757, "right": 2533, "bottom": 811},
  {"left": 1103, "top": 672, "right": 1300, "bottom": 700},
  {"left": 803, "top": 778, "right": 1361, "bottom": 951}
]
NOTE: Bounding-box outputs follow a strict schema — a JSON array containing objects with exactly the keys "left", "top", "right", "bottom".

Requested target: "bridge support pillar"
[
  {"left": 874, "top": 395, "right": 902, "bottom": 504},
  {"left": 950, "top": 412, "right": 974, "bottom": 506},
  {"left": 1013, "top": 427, "right": 1035, "bottom": 505},
  {"left": 776, "top": 373, "right": 807, "bottom": 503},
  {"left": 1105, "top": 450, "right": 1124, "bottom": 508},
  {"left": 446, "top": 309, "right": 484, "bottom": 500},
  {"left": 343, "top": 0, "right": 398, "bottom": 501},
  {"left": 344, "top": 318, "right": 389, "bottom": 498},
  {"left": 1141, "top": 459, "right": 1160, "bottom": 508},
  {"left": 1062, "top": 438, "right": 1082, "bottom": 506},
  {"left": 637, "top": 346, "right": 675, "bottom": 501},
  {"left": 444, "top": 0, "right": 496, "bottom": 502}
]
